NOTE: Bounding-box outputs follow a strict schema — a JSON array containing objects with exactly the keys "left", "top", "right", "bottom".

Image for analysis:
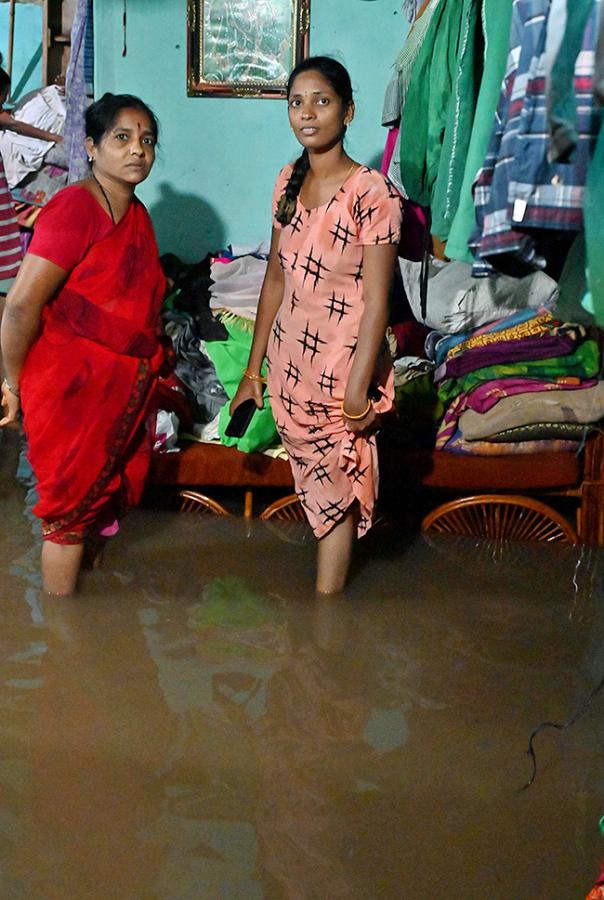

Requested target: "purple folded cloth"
[
  {"left": 465, "top": 376, "right": 598, "bottom": 413},
  {"left": 435, "top": 333, "right": 577, "bottom": 380}
]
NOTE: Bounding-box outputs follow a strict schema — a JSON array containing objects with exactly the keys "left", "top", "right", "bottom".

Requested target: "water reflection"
[{"left": 1, "top": 429, "right": 603, "bottom": 897}]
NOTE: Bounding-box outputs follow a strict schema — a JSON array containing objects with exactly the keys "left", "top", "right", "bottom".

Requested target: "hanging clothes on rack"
[
  {"left": 546, "top": 0, "right": 597, "bottom": 163},
  {"left": 398, "top": 0, "right": 480, "bottom": 215},
  {"left": 382, "top": 0, "right": 443, "bottom": 198},
  {"left": 446, "top": 0, "right": 514, "bottom": 263},
  {"left": 470, "top": 0, "right": 600, "bottom": 278}
]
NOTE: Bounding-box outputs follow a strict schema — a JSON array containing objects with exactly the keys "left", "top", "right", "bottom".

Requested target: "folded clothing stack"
[{"left": 430, "top": 308, "right": 602, "bottom": 455}]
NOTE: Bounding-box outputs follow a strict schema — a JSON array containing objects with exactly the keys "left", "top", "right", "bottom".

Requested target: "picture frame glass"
[{"left": 189, "top": 0, "right": 309, "bottom": 97}]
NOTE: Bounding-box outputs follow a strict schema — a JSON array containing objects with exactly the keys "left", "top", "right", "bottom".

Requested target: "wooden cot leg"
[
  {"left": 578, "top": 483, "right": 604, "bottom": 547},
  {"left": 244, "top": 490, "right": 253, "bottom": 520}
]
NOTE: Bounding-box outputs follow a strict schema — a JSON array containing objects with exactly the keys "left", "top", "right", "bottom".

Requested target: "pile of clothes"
[
  {"left": 5, "top": 85, "right": 68, "bottom": 204},
  {"left": 157, "top": 245, "right": 285, "bottom": 457}
]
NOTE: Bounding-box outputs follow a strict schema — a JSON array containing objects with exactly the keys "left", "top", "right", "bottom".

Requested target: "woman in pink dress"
[{"left": 231, "top": 57, "right": 402, "bottom": 594}]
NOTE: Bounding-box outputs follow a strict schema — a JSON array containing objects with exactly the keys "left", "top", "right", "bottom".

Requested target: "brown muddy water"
[{"left": 1, "top": 429, "right": 603, "bottom": 899}]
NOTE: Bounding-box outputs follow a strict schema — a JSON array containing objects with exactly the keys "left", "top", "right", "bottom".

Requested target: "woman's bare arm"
[
  {"left": 0, "top": 254, "right": 68, "bottom": 424},
  {"left": 0, "top": 110, "right": 62, "bottom": 143}
]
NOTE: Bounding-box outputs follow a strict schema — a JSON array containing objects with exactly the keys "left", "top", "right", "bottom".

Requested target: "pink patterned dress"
[{"left": 267, "top": 164, "right": 402, "bottom": 538}]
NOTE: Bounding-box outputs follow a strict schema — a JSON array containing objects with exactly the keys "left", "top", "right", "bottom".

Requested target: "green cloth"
[
  {"left": 204, "top": 318, "right": 278, "bottom": 453},
  {"left": 438, "top": 339, "right": 601, "bottom": 406},
  {"left": 585, "top": 123, "right": 604, "bottom": 326},
  {"left": 430, "top": 0, "right": 481, "bottom": 242},
  {"left": 394, "top": 0, "right": 442, "bottom": 114},
  {"left": 446, "top": 0, "right": 514, "bottom": 261},
  {"left": 399, "top": 0, "right": 469, "bottom": 209},
  {"left": 547, "top": 0, "right": 596, "bottom": 163}
]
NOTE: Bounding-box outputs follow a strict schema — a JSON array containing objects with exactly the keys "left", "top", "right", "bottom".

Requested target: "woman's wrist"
[
  {"left": 243, "top": 368, "right": 266, "bottom": 384},
  {"left": 2, "top": 376, "right": 20, "bottom": 398},
  {"left": 342, "top": 397, "right": 372, "bottom": 420}
]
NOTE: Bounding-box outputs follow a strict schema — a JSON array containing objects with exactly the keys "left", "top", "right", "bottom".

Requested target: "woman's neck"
[
  {"left": 90, "top": 168, "right": 135, "bottom": 223},
  {"left": 92, "top": 169, "right": 135, "bottom": 204},
  {"left": 307, "top": 144, "right": 351, "bottom": 180}
]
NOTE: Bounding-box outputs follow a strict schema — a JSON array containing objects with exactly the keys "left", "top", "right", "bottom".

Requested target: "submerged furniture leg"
[{"left": 244, "top": 490, "right": 253, "bottom": 520}]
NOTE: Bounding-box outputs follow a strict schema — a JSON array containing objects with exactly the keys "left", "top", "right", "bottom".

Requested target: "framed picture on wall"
[{"left": 187, "top": 0, "right": 310, "bottom": 98}]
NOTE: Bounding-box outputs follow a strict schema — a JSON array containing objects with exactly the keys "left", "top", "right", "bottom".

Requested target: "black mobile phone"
[{"left": 225, "top": 398, "right": 258, "bottom": 438}]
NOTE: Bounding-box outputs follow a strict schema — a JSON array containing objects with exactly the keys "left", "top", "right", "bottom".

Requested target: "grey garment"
[
  {"left": 163, "top": 313, "right": 228, "bottom": 424},
  {"left": 44, "top": 140, "right": 69, "bottom": 169},
  {"left": 459, "top": 381, "right": 604, "bottom": 440},
  {"left": 399, "top": 258, "right": 560, "bottom": 333},
  {"left": 596, "top": 0, "right": 604, "bottom": 104},
  {"left": 382, "top": 72, "right": 401, "bottom": 127}
]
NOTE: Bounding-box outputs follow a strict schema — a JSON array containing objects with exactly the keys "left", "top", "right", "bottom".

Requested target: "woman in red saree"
[{"left": 0, "top": 93, "right": 166, "bottom": 595}]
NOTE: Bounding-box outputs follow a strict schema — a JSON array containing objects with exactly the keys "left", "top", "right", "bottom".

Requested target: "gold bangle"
[
  {"left": 243, "top": 369, "right": 266, "bottom": 383},
  {"left": 341, "top": 398, "right": 372, "bottom": 420}
]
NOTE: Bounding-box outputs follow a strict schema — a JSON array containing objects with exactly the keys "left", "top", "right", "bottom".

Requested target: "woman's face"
[
  {"left": 87, "top": 107, "right": 156, "bottom": 186},
  {"left": 287, "top": 70, "right": 353, "bottom": 153}
]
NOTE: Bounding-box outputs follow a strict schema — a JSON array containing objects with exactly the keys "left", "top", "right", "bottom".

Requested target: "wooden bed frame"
[{"left": 149, "top": 430, "right": 604, "bottom": 545}]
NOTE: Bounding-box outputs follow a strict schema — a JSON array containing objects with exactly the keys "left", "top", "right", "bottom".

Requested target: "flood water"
[{"left": 1, "top": 429, "right": 603, "bottom": 899}]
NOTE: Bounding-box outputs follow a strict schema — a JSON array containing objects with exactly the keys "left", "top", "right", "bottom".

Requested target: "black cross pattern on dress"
[
  {"left": 324, "top": 291, "right": 352, "bottom": 324},
  {"left": 289, "top": 210, "right": 304, "bottom": 234},
  {"left": 297, "top": 486, "right": 309, "bottom": 505},
  {"left": 312, "top": 462, "right": 333, "bottom": 485},
  {"left": 358, "top": 513, "right": 370, "bottom": 532},
  {"left": 329, "top": 216, "right": 354, "bottom": 253},
  {"left": 317, "top": 497, "right": 349, "bottom": 526},
  {"left": 290, "top": 250, "right": 299, "bottom": 272},
  {"left": 290, "top": 289, "right": 301, "bottom": 315},
  {"left": 347, "top": 260, "right": 363, "bottom": 287},
  {"left": 351, "top": 463, "right": 370, "bottom": 484},
  {"left": 318, "top": 367, "right": 337, "bottom": 396},
  {"left": 305, "top": 398, "right": 331, "bottom": 419},
  {"left": 374, "top": 221, "right": 397, "bottom": 245},
  {"left": 277, "top": 248, "right": 288, "bottom": 270},
  {"left": 284, "top": 357, "right": 301, "bottom": 387},
  {"left": 308, "top": 424, "right": 322, "bottom": 435},
  {"left": 311, "top": 434, "right": 337, "bottom": 457},
  {"left": 278, "top": 388, "right": 299, "bottom": 417},
  {"left": 345, "top": 337, "right": 358, "bottom": 362},
  {"left": 326, "top": 186, "right": 346, "bottom": 213},
  {"left": 272, "top": 317, "right": 286, "bottom": 350},
  {"left": 353, "top": 190, "right": 378, "bottom": 229},
  {"left": 301, "top": 245, "right": 330, "bottom": 291},
  {"left": 385, "top": 179, "right": 400, "bottom": 200},
  {"left": 289, "top": 450, "right": 308, "bottom": 471},
  {"left": 297, "top": 320, "right": 327, "bottom": 365},
  {"left": 274, "top": 417, "right": 290, "bottom": 439}
]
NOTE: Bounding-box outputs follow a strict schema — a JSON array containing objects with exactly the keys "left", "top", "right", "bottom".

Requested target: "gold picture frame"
[{"left": 187, "top": 0, "right": 311, "bottom": 98}]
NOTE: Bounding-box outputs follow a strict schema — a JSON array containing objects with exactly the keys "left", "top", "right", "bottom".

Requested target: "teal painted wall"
[
  {"left": 94, "top": 0, "right": 407, "bottom": 261},
  {"left": 0, "top": 3, "right": 43, "bottom": 101}
]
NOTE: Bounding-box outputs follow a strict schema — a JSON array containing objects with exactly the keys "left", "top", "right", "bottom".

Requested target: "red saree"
[{"left": 21, "top": 185, "right": 166, "bottom": 543}]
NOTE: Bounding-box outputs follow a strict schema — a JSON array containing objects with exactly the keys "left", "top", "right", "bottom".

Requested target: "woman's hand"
[
  {"left": 341, "top": 391, "right": 378, "bottom": 434},
  {"left": 0, "top": 380, "right": 21, "bottom": 427},
  {"left": 229, "top": 376, "right": 264, "bottom": 415}
]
